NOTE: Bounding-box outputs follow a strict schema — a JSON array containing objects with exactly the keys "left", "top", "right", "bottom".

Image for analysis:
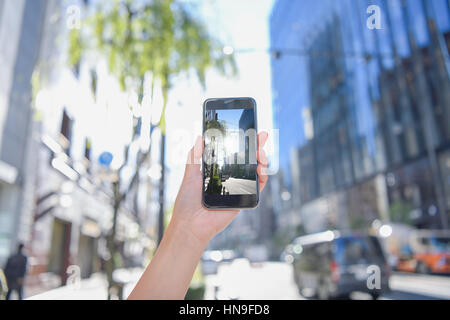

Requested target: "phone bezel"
[{"left": 202, "top": 97, "right": 260, "bottom": 210}]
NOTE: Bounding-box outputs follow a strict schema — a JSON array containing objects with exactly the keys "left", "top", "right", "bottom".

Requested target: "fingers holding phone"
[
  {"left": 184, "top": 136, "right": 203, "bottom": 180},
  {"left": 257, "top": 131, "right": 269, "bottom": 192}
]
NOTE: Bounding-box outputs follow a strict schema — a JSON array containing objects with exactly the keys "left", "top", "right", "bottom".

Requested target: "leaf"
[{"left": 68, "top": 29, "right": 83, "bottom": 67}]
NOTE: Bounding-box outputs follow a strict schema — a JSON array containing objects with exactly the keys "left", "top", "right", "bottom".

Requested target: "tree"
[
  {"left": 389, "top": 201, "right": 413, "bottom": 225},
  {"left": 204, "top": 118, "right": 227, "bottom": 193},
  {"left": 68, "top": 0, "right": 236, "bottom": 298}
]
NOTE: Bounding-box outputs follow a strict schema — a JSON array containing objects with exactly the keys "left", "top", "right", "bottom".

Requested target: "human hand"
[
  {"left": 170, "top": 132, "right": 269, "bottom": 246},
  {"left": 129, "top": 132, "right": 269, "bottom": 300}
]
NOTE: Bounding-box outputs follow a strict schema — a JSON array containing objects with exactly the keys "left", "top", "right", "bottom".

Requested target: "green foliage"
[
  {"left": 389, "top": 201, "right": 413, "bottom": 225},
  {"left": 163, "top": 204, "right": 174, "bottom": 230},
  {"left": 67, "top": 2, "right": 237, "bottom": 296},
  {"left": 295, "top": 224, "right": 306, "bottom": 236},
  {"left": 185, "top": 266, "right": 205, "bottom": 300},
  {"left": 68, "top": 28, "right": 83, "bottom": 68},
  {"left": 272, "top": 227, "right": 295, "bottom": 257},
  {"left": 206, "top": 175, "right": 222, "bottom": 194},
  {"left": 349, "top": 213, "right": 369, "bottom": 230},
  {"left": 68, "top": 0, "right": 237, "bottom": 126},
  {"left": 206, "top": 163, "right": 222, "bottom": 194},
  {"left": 31, "top": 68, "right": 41, "bottom": 108},
  {"left": 205, "top": 119, "right": 227, "bottom": 134},
  {"left": 185, "top": 285, "right": 205, "bottom": 300}
]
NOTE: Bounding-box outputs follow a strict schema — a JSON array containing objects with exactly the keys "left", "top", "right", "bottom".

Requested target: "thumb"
[
  {"left": 184, "top": 136, "right": 203, "bottom": 178},
  {"left": 258, "top": 131, "right": 269, "bottom": 149}
]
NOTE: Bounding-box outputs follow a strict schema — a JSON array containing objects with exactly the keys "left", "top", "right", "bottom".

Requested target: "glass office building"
[{"left": 270, "top": 0, "right": 450, "bottom": 232}]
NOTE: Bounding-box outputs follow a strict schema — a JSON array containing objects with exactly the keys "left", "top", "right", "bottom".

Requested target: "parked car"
[
  {"left": 395, "top": 230, "right": 450, "bottom": 274},
  {"left": 280, "top": 244, "right": 295, "bottom": 263},
  {"left": 290, "top": 231, "right": 391, "bottom": 300}
]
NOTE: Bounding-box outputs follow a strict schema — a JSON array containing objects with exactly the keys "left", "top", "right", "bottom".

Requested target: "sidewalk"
[{"left": 26, "top": 268, "right": 143, "bottom": 300}]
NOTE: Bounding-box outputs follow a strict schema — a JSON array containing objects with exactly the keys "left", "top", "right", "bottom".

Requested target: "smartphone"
[{"left": 202, "top": 97, "right": 259, "bottom": 209}]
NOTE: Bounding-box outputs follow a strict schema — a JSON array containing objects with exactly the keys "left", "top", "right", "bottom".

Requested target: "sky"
[
  {"left": 217, "top": 109, "right": 242, "bottom": 131},
  {"left": 217, "top": 109, "right": 244, "bottom": 159}
]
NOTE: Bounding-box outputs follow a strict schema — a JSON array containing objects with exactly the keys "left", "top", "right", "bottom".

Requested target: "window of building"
[
  {"left": 60, "top": 109, "right": 73, "bottom": 155},
  {"left": 84, "top": 138, "right": 91, "bottom": 161}
]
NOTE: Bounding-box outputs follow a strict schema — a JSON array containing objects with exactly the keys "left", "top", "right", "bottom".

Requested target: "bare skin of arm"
[{"left": 128, "top": 132, "right": 269, "bottom": 300}]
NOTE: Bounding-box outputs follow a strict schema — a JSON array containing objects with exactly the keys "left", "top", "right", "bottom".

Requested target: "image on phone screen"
[{"left": 203, "top": 98, "right": 258, "bottom": 209}]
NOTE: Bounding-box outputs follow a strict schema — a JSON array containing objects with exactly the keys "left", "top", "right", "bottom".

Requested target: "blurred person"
[
  {"left": 129, "top": 132, "right": 269, "bottom": 300},
  {"left": 0, "top": 268, "right": 7, "bottom": 300},
  {"left": 4, "top": 243, "right": 28, "bottom": 300}
]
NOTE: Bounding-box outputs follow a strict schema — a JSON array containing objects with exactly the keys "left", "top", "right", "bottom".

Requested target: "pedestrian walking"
[{"left": 4, "top": 243, "right": 28, "bottom": 300}]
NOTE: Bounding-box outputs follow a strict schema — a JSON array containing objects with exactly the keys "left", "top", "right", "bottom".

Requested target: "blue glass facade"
[{"left": 270, "top": 0, "right": 450, "bottom": 231}]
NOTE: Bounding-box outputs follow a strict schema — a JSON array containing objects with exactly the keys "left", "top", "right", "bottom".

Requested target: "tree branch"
[{"left": 119, "top": 143, "right": 151, "bottom": 203}]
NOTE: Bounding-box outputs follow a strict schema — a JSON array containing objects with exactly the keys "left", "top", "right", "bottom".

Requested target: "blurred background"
[{"left": 0, "top": 0, "right": 449, "bottom": 300}]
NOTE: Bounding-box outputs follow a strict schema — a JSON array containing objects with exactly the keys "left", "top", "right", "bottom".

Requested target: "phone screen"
[{"left": 203, "top": 98, "right": 259, "bottom": 209}]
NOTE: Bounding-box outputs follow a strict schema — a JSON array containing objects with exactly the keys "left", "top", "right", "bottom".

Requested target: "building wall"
[
  {"left": 23, "top": 0, "right": 150, "bottom": 294},
  {"left": 24, "top": 1, "right": 113, "bottom": 292},
  {"left": 269, "top": 0, "right": 450, "bottom": 233},
  {"left": 0, "top": 0, "right": 26, "bottom": 148},
  {"left": 0, "top": 0, "right": 48, "bottom": 265},
  {"left": 0, "top": 0, "right": 159, "bottom": 296}
]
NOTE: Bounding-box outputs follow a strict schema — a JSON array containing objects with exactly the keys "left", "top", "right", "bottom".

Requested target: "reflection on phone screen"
[{"left": 204, "top": 108, "right": 257, "bottom": 196}]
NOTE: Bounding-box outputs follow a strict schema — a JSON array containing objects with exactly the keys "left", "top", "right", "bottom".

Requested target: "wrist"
[{"left": 166, "top": 216, "right": 209, "bottom": 252}]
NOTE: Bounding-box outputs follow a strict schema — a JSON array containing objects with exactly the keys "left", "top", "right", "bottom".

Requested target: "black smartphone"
[{"left": 202, "top": 97, "right": 259, "bottom": 209}]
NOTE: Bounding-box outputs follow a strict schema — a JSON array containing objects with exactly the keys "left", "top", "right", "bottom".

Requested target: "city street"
[
  {"left": 204, "top": 259, "right": 450, "bottom": 300},
  {"left": 23, "top": 261, "right": 450, "bottom": 300},
  {"left": 222, "top": 178, "right": 257, "bottom": 195},
  {"left": 25, "top": 269, "right": 143, "bottom": 300},
  {"left": 383, "top": 273, "right": 450, "bottom": 300}
]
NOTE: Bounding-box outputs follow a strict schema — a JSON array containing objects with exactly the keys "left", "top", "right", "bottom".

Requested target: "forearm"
[{"left": 128, "top": 217, "right": 208, "bottom": 300}]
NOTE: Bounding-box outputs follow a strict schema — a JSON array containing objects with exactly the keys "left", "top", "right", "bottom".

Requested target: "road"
[
  {"left": 222, "top": 178, "right": 257, "bottom": 195},
  {"left": 205, "top": 259, "right": 301, "bottom": 299},
  {"left": 204, "top": 259, "right": 450, "bottom": 300},
  {"left": 24, "top": 262, "right": 450, "bottom": 300},
  {"left": 382, "top": 273, "right": 450, "bottom": 300},
  {"left": 26, "top": 268, "right": 142, "bottom": 300}
]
